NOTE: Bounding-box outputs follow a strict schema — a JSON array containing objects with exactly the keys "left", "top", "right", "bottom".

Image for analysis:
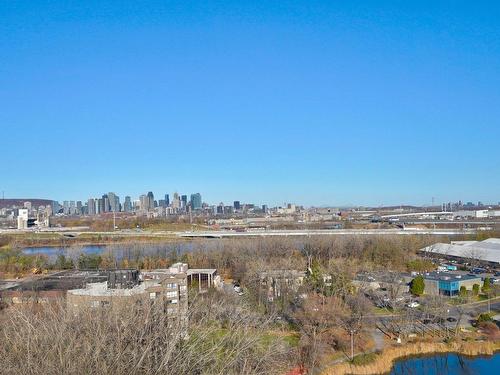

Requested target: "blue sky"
[{"left": 1, "top": 1, "right": 499, "bottom": 207}]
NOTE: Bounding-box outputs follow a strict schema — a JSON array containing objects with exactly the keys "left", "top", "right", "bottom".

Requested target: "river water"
[
  {"left": 390, "top": 352, "right": 500, "bottom": 374},
  {"left": 21, "top": 242, "right": 200, "bottom": 260}
]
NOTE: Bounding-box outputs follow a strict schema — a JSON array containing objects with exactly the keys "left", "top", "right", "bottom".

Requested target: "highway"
[
  {"left": 0, "top": 227, "right": 478, "bottom": 239},
  {"left": 177, "top": 228, "right": 477, "bottom": 238}
]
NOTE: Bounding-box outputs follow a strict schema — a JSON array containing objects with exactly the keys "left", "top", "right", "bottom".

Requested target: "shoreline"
[{"left": 321, "top": 340, "right": 500, "bottom": 375}]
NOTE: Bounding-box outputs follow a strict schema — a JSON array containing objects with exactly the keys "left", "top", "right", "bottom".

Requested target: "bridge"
[
  {"left": 177, "top": 228, "right": 476, "bottom": 238},
  {"left": 380, "top": 212, "right": 453, "bottom": 218}
]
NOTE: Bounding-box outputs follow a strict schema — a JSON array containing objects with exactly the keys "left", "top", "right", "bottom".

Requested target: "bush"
[
  {"left": 77, "top": 254, "right": 102, "bottom": 269},
  {"left": 459, "top": 286, "right": 467, "bottom": 298},
  {"left": 410, "top": 275, "right": 425, "bottom": 296},
  {"left": 406, "top": 259, "right": 434, "bottom": 272},
  {"left": 477, "top": 313, "right": 493, "bottom": 323},
  {"left": 352, "top": 352, "right": 378, "bottom": 366},
  {"left": 482, "top": 278, "right": 491, "bottom": 293},
  {"left": 473, "top": 284, "right": 480, "bottom": 296}
]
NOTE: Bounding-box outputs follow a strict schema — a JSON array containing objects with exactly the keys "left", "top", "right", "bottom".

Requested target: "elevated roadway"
[{"left": 177, "top": 228, "right": 477, "bottom": 238}]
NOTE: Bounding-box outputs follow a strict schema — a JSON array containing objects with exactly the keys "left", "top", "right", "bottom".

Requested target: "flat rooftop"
[
  {"left": 67, "top": 280, "right": 160, "bottom": 297},
  {"left": 5, "top": 270, "right": 109, "bottom": 292},
  {"left": 422, "top": 272, "right": 481, "bottom": 282}
]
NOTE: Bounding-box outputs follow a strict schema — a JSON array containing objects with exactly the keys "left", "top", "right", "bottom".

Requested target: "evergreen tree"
[
  {"left": 459, "top": 285, "right": 467, "bottom": 298},
  {"left": 410, "top": 275, "right": 425, "bottom": 296},
  {"left": 482, "top": 277, "right": 491, "bottom": 293},
  {"left": 472, "top": 284, "right": 480, "bottom": 296}
]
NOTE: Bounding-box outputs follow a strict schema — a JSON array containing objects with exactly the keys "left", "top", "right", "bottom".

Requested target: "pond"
[{"left": 390, "top": 352, "right": 500, "bottom": 374}]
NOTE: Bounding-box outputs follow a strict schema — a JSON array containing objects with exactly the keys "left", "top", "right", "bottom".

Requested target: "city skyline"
[
  {"left": 1, "top": 188, "right": 498, "bottom": 211},
  {"left": 2, "top": 1, "right": 500, "bottom": 206}
]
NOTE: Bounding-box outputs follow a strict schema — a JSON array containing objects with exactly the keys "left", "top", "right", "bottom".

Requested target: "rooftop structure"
[
  {"left": 144, "top": 263, "right": 220, "bottom": 293},
  {"left": 421, "top": 238, "right": 500, "bottom": 265},
  {"left": 67, "top": 266, "right": 189, "bottom": 322}
]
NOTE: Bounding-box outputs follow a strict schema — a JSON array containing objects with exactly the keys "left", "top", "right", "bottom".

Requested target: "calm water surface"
[
  {"left": 22, "top": 245, "right": 106, "bottom": 256},
  {"left": 390, "top": 353, "right": 500, "bottom": 375},
  {"left": 21, "top": 241, "right": 209, "bottom": 259}
]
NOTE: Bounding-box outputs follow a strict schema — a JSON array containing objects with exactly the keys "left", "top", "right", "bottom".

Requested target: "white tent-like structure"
[{"left": 421, "top": 238, "right": 500, "bottom": 265}]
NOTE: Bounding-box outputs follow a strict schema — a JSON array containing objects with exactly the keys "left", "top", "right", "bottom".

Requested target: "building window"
[
  {"left": 150, "top": 292, "right": 157, "bottom": 300},
  {"left": 167, "top": 283, "right": 177, "bottom": 289},
  {"left": 170, "top": 299, "right": 178, "bottom": 304},
  {"left": 166, "top": 291, "right": 177, "bottom": 298}
]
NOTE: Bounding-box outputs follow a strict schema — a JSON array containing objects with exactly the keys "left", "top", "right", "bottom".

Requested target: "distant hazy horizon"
[{"left": 2, "top": 1, "right": 499, "bottom": 206}]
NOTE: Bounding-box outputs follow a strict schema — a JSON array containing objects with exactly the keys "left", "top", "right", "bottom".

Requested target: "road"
[{"left": 177, "top": 228, "right": 477, "bottom": 238}]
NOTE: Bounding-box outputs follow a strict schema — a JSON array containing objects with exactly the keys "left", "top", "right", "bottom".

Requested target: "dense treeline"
[{"left": 0, "top": 234, "right": 441, "bottom": 277}]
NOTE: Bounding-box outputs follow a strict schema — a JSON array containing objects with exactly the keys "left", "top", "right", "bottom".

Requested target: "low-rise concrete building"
[
  {"left": 67, "top": 265, "right": 189, "bottom": 322},
  {"left": 407, "top": 272, "right": 482, "bottom": 297}
]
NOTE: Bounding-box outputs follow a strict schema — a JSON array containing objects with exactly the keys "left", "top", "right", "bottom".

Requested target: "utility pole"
[{"left": 350, "top": 329, "right": 355, "bottom": 361}]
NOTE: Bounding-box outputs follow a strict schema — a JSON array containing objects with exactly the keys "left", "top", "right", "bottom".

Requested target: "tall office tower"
[
  {"left": 51, "top": 201, "right": 60, "bottom": 215},
  {"left": 190, "top": 193, "right": 202, "bottom": 210},
  {"left": 181, "top": 195, "right": 188, "bottom": 209},
  {"left": 76, "top": 201, "right": 83, "bottom": 215},
  {"left": 139, "top": 194, "right": 149, "bottom": 211},
  {"left": 108, "top": 192, "right": 120, "bottom": 212},
  {"left": 262, "top": 205, "right": 268, "bottom": 213},
  {"left": 216, "top": 203, "right": 224, "bottom": 214},
  {"left": 172, "top": 192, "right": 180, "bottom": 209},
  {"left": 63, "top": 201, "right": 70, "bottom": 215},
  {"left": 233, "top": 201, "right": 241, "bottom": 210},
  {"left": 69, "top": 201, "right": 76, "bottom": 215},
  {"left": 147, "top": 192, "right": 154, "bottom": 211},
  {"left": 164, "top": 194, "right": 170, "bottom": 206},
  {"left": 87, "top": 198, "right": 96, "bottom": 215},
  {"left": 98, "top": 197, "right": 105, "bottom": 214},
  {"left": 101, "top": 194, "right": 110, "bottom": 212},
  {"left": 114, "top": 194, "right": 120, "bottom": 211},
  {"left": 123, "top": 196, "right": 132, "bottom": 212}
]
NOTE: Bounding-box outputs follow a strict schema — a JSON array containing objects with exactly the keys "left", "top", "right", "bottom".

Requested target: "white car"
[{"left": 407, "top": 301, "right": 420, "bottom": 308}]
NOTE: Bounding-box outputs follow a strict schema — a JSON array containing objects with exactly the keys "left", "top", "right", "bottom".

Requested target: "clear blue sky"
[{"left": 1, "top": 1, "right": 499, "bottom": 207}]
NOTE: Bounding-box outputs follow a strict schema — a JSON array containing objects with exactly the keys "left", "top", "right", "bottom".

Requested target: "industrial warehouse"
[{"left": 421, "top": 238, "right": 500, "bottom": 266}]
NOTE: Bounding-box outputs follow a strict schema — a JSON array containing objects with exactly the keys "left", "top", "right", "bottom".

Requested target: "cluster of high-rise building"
[
  {"left": 44, "top": 192, "right": 276, "bottom": 218},
  {"left": 0, "top": 194, "right": 281, "bottom": 227},
  {"left": 58, "top": 191, "right": 207, "bottom": 217}
]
